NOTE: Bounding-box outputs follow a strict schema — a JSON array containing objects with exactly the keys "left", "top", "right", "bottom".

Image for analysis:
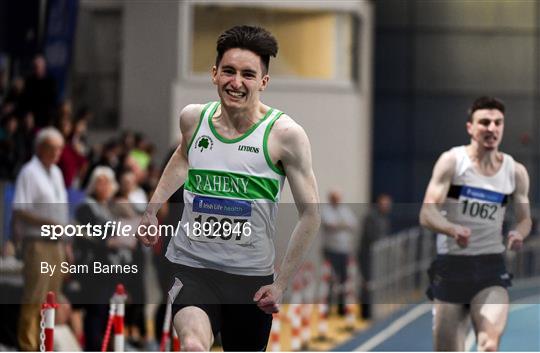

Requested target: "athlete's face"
[
  {"left": 467, "top": 109, "right": 504, "bottom": 150},
  {"left": 212, "top": 48, "right": 269, "bottom": 110}
]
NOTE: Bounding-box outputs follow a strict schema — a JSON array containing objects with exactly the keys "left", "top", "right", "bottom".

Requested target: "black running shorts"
[
  {"left": 170, "top": 264, "right": 274, "bottom": 351},
  {"left": 426, "top": 253, "right": 512, "bottom": 304}
]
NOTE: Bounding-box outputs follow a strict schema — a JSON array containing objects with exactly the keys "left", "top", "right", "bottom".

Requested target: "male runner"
[
  {"left": 138, "top": 25, "right": 320, "bottom": 351},
  {"left": 419, "top": 96, "right": 531, "bottom": 351}
]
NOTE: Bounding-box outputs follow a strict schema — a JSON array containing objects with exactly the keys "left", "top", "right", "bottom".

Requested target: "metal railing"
[{"left": 369, "top": 227, "right": 540, "bottom": 320}]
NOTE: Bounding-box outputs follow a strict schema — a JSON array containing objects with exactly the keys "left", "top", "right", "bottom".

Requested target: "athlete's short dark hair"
[
  {"left": 467, "top": 96, "right": 505, "bottom": 122},
  {"left": 215, "top": 25, "right": 278, "bottom": 74}
]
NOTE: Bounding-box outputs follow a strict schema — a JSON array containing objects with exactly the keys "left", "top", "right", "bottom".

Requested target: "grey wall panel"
[
  {"left": 415, "top": 0, "right": 536, "bottom": 30},
  {"left": 415, "top": 34, "right": 535, "bottom": 93},
  {"left": 373, "top": 159, "right": 413, "bottom": 202},
  {"left": 374, "top": 96, "right": 412, "bottom": 157},
  {"left": 496, "top": 97, "right": 535, "bottom": 158},
  {"left": 413, "top": 160, "right": 438, "bottom": 202},
  {"left": 376, "top": 0, "right": 410, "bottom": 27},
  {"left": 375, "top": 33, "right": 412, "bottom": 92},
  {"left": 413, "top": 96, "right": 471, "bottom": 155}
]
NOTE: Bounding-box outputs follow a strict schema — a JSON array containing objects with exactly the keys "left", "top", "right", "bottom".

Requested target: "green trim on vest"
[
  {"left": 184, "top": 168, "right": 280, "bottom": 201},
  {"left": 263, "top": 111, "right": 286, "bottom": 176},
  {"left": 187, "top": 102, "right": 219, "bottom": 154},
  {"left": 209, "top": 103, "right": 274, "bottom": 144}
]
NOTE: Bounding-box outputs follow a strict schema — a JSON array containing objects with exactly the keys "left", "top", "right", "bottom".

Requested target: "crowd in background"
[{"left": 0, "top": 55, "right": 177, "bottom": 351}]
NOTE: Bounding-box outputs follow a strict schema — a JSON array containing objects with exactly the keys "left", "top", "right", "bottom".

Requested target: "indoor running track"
[{"left": 335, "top": 280, "right": 540, "bottom": 351}]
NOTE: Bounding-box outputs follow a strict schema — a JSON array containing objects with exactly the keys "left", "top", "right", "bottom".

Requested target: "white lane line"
[{"left": 354, "top": 304, "right": 432, "bottom": 351}]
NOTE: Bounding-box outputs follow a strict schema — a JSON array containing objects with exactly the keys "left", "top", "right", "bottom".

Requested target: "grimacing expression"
[
  {"left": 467, "top": 109, "right": 504, "bottom": 150},
  {"left": 212, "top": 48, "right": 269, "bottom": 110}
]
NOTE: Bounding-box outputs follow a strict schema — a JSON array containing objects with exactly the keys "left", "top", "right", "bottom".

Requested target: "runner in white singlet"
[
  {"left": 137, "top": 26, "right": 320, "bottom": 351},
  {"left": 420, "top": 96, "right": 532, "bottom": 351}
]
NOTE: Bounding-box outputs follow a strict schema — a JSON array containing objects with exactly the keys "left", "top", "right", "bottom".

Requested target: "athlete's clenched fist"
[{"left": 137, "top": 211, "right": 159, "bottom": 247}]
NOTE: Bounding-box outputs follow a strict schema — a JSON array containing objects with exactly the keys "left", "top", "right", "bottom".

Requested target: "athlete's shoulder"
[
  {"left": 179, "top": 103, "right": 205, "bottom": 132},
  {"left": 431, "top": 148, "right": 457, "bottom": 180},
  {"left": 270, "top": 113, "right": 309, "bottom": 145},
  {"left": 514, "top": 161, "right": 529, "bottom": 184},
  {"left": 436, "top": 148, "right": 458, "bottom": 168}
]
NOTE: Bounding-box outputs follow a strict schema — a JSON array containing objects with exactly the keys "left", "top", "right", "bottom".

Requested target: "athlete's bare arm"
[
  {"left": 138, "top": 104, "right": 203, "bottom": 246},
  {"left": 253, "top": 116, "right": 321, "bottom": 314},
  {"left": 507, "top": 162, "right": 532, "bottom": 250},
  {"left": 419, "top": 151, "right": 471, "bottom": 247}
]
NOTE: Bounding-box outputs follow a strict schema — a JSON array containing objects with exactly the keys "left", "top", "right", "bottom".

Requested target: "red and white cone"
[
  {"left": 300, "top": 264, "right": 314, "bottom": 349},
  {"left": 316, "top": 260, "right": 332, "bottom": 340},
  {"left": 269, "top": 312, "right": 281, "bottom": 351},
  {"left": 300, "top": 303, "right": 312, "bottom": 349},
  {"left": 41, "top": 292, "right": 58, "bottom": 352},
  {"left": 160, "top": 303, "right": 172, "bottom": 351},
  {"left": 288, "top": 277, "right": 304, "bottom": 351},
  {"left": 172, "top": 325, "right": 180, "bottom": 351},
  {"left": 344, "top": 257, "right": 358, "bottom": 330},
  {"left": 101, "top": 302, "right": 116, "bottom": 352},
  {"left": 113, "top": 284, "right": 127, "bottom": 352}
]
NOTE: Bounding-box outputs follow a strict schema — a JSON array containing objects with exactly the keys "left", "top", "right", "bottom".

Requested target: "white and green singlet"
[{"left": 166, "top": 102, "right": 286, "bottom": 276}]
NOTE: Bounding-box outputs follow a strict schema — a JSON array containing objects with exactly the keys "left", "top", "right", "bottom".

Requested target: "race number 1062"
[{"left": 183, "top": 215, "right": 252, "bottom": 240}]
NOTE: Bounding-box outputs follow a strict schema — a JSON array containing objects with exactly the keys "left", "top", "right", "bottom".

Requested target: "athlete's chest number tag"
[
  {"left": 461, "top": 199, "right": 497, "bottom": 221},
  {"left": 458, "top": 186, "right": 504, "bottom": 222},
  {"left": 184, "top": 196, "right": 252, "bottom": 244}
]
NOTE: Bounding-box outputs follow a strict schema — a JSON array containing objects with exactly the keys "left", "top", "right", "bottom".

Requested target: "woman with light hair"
[
  {"left": 74, "top": 166, "right": 120, "bottom": 351},
  {"left": 85, "top": 166, "right": 118, "bottom": 198}
]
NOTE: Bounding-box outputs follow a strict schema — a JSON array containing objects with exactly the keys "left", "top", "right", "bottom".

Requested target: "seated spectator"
[
  {"left": 72, "top": 107, "right": 92, "bottom": 156},
  {"left": 0, "top": 113, "right": 20, "bottom": 180},
  {"left": 14, "top": 112, "right": 37, "bottom": 165},
  {"left": 2, "top": 77, "right": 25, "bottom": 117},
  {"left": 129, "top": 133, "right": 151, "bottom": 172},
  {"left": 82, "top": 139, "right": 121, "bottom": 188},
  {"left": 20, "top": 55, "right": 58, "bottom": 128},
  {"left": 56, "top": 108, "right": 88, "bottom": 188},
  {"left": 118, "top": 169, "right": 148, "bottom": 214},
  {"left": 74, "top": 166, "right": 119, "bottom": 351}
]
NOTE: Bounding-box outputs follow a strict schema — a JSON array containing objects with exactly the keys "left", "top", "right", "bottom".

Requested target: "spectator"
[
  {"left": 2, "top": 77, "right": 25, "bottom": 117},
  {"left": 321, "top": 190, "right": 358, "bottom": 316},
  {"left": 56, "top": 104, "right": 88, "bottom": 188},
  {"left": 129, "top": 133, "right": 151, "bottom": 172},
  {"left": 20, "top": 55, "right": 58, "bottom": 128},
  {"left": 0, "top": 113, "right": 20, "bottom": 180},
  {"left": 120, "top": 130, "right": 136, "bottom": 154},
  {"left": 12, "top": 127, "right": 69, "bottom": 351},
  {"left": 14, "top": 112, "right": 37, "bottom": 165},
  {"left": 119, "top": 169, "right": 148, "bottom": 214},
  {"left": 74, "top": 166, "right": 122, "bottom": 351},
  {"left": 72, "top": 107, "right": 92, "bottom": 156},
  {"left": 358, "top": 193, "right": 393, "bottom": 319},
  {"left": 82, "top": 139, "right": 121, "bottom": 188}
]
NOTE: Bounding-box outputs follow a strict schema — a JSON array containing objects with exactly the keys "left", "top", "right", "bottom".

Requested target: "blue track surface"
[{"left": 335, "top": 283, "right": 540, "bottom": 351}]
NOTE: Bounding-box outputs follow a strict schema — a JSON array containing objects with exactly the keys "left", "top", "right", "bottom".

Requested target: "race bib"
[
  {"left": 457, "top": 185, "right": 506, "bottom": 224},
  {"left": 184, "top": 195, "right": 253, "bottom": 244}
]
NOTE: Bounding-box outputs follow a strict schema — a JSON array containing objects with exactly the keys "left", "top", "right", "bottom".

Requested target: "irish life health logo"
[{"left": 195, "top": 135, "right": 214, "bottom": 152}]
